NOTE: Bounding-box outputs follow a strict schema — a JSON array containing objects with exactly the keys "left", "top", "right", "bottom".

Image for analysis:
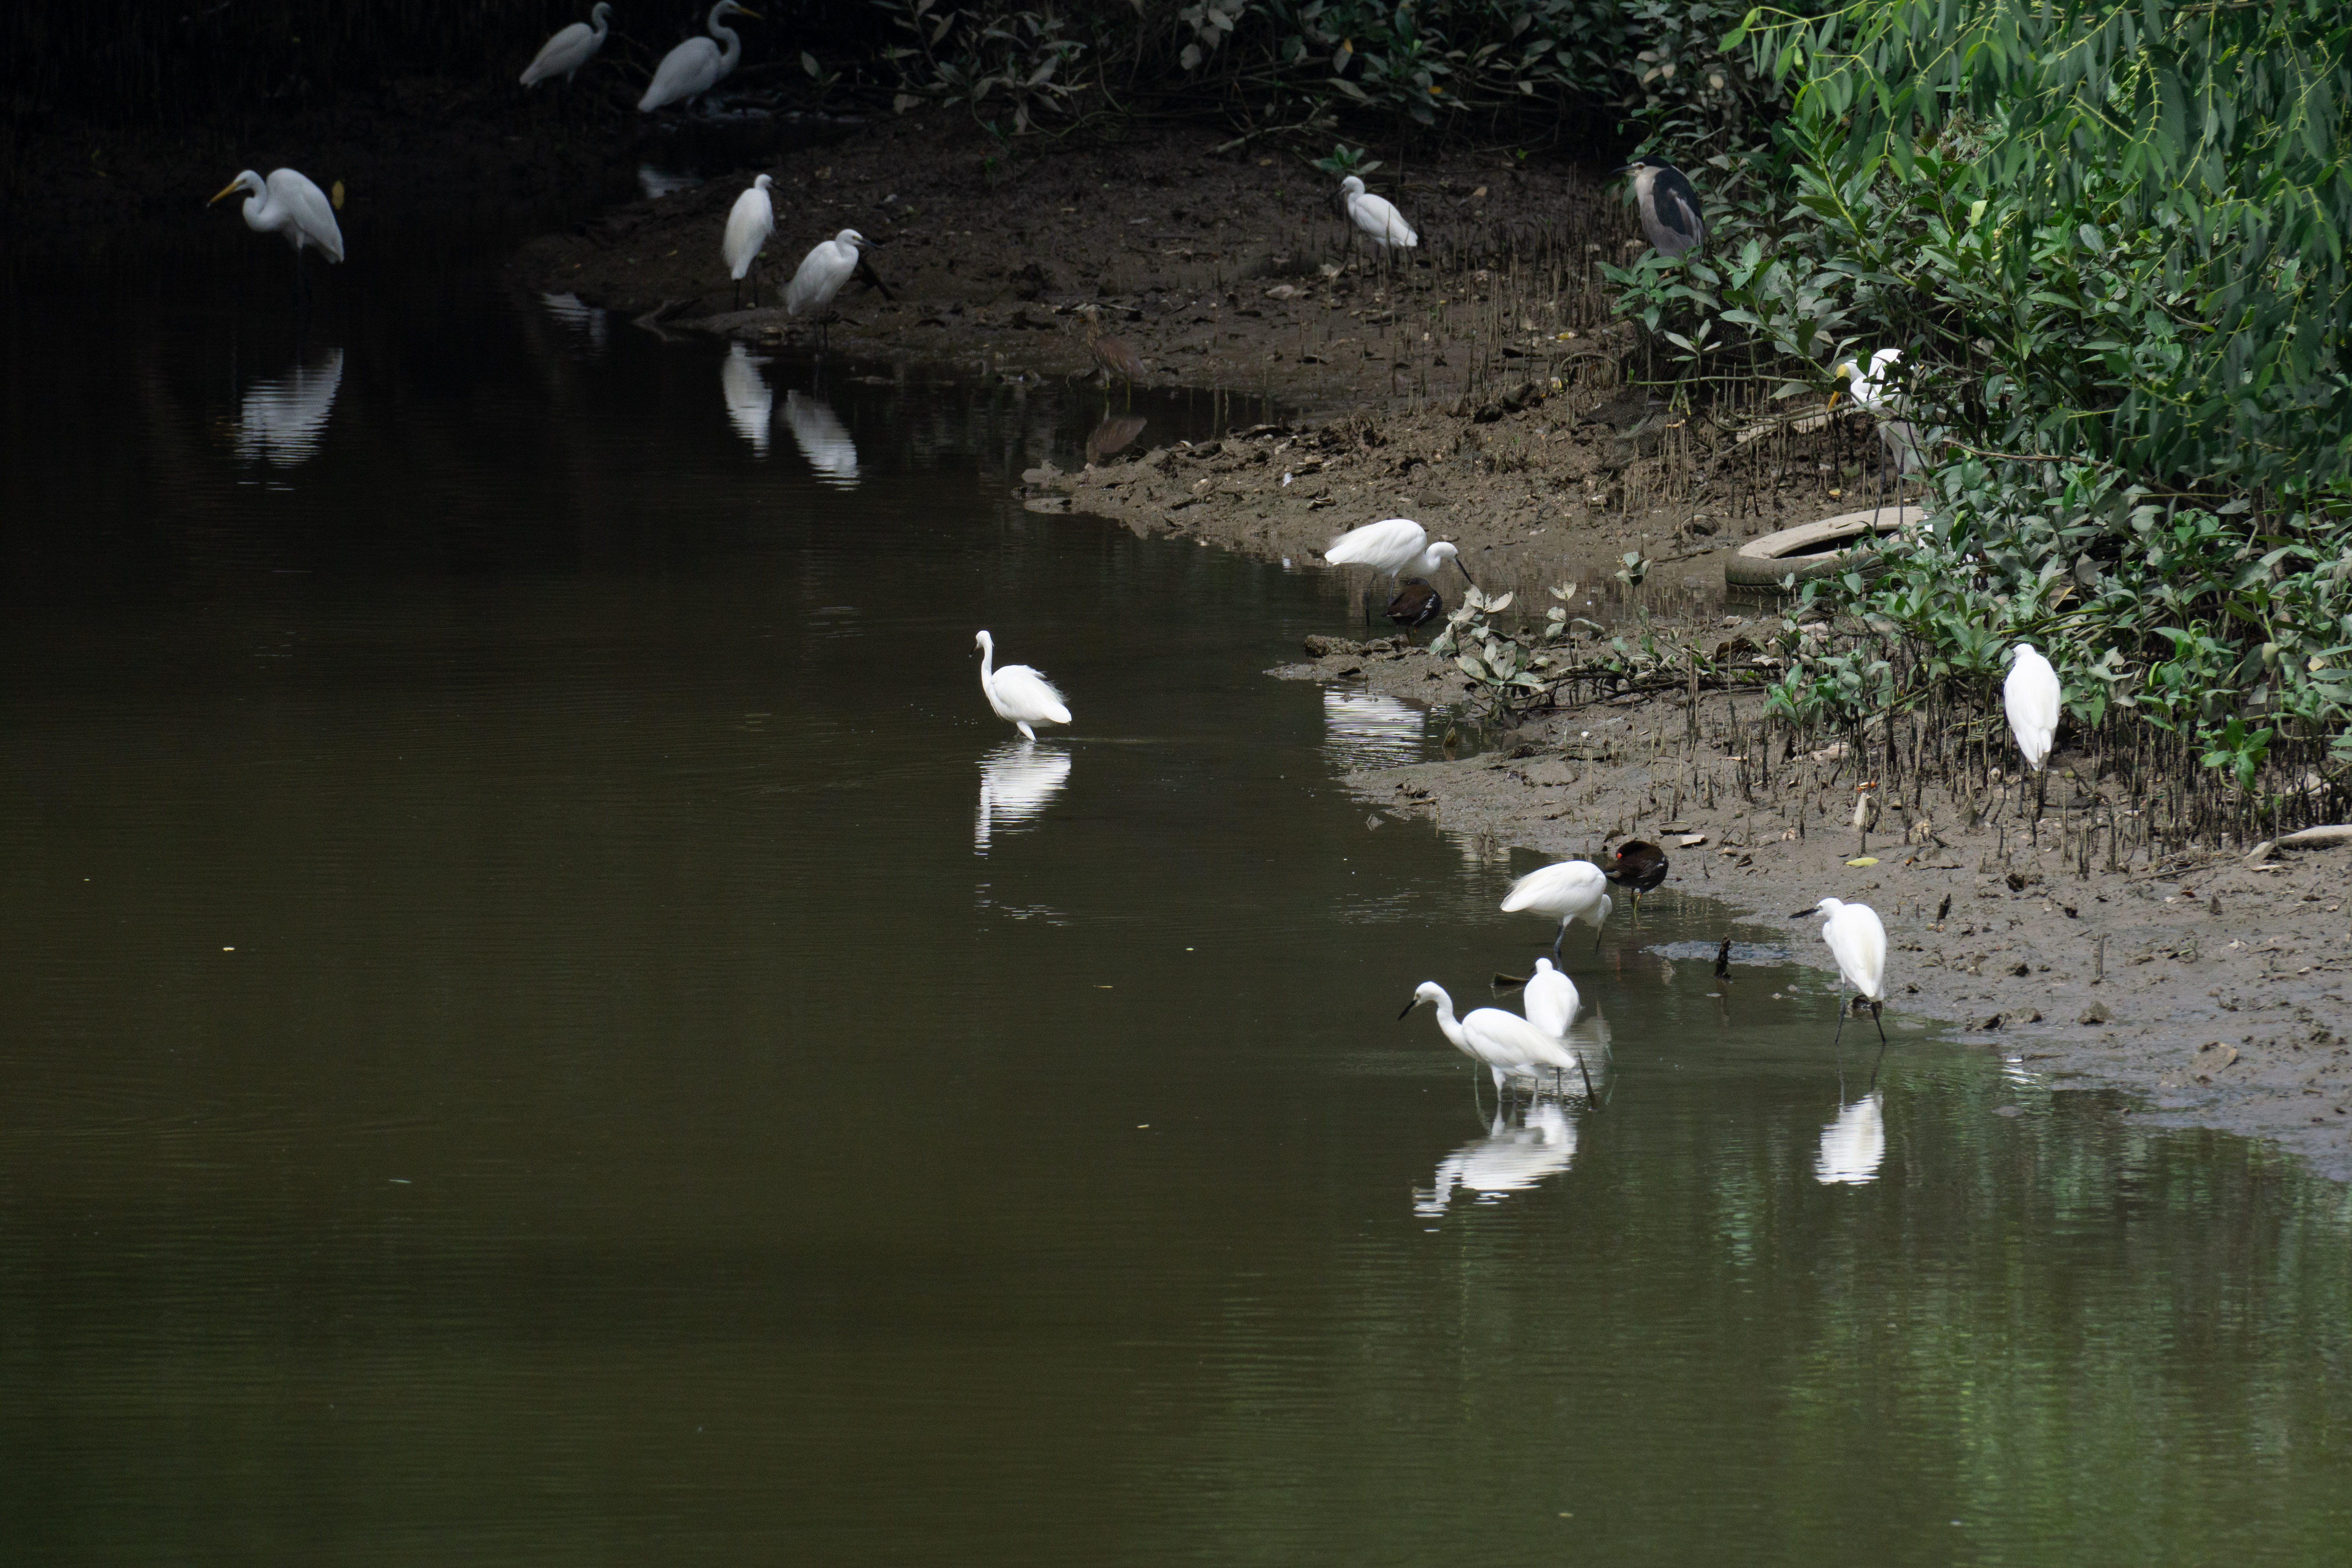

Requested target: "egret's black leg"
[
  {"left": 1833, "top": 998, "right": 1850, "bottom": 1051},
  {"left": 1552, "top": 921, "right": 1567, "bottom": 962},
  {"left": 1577, "top": 1054, "right": 1597, "bottom": 1106},
  {"left": 1870, "top": 998, "right": 1887, "bottom": 1046},
  {"left": 1592, "top": 921, "right": 1605, "bottom": 953}
]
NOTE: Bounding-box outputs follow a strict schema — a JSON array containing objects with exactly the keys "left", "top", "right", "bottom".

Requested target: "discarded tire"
[{"left": 1724, "top": 505, "right": 1924, "bottom": 593}]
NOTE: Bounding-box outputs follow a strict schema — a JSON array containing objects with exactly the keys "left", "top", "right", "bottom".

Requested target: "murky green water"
[{"left": 2, "top": 243, "right": 2347, "bottom": 1564}]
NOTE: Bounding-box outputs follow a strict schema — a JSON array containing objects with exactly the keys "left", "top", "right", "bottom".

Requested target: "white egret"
[
  {"left": 1521, "top": 957, "right": 1580, "bottom": 1038},
  {"left": 974, "top": 631, "right": 1072, "bottom": 741},
  {"left": 1815, "top": 1092, "right": 1887, "bottom": 1185},
  {"left": 723, "top": 174, "right": 776, "bottom": 309},
  {"left": 719, "top": 344, "right": 773, "bottom": 454},
  {"left": 1323, "top": 516, "right": 1473, "bottom": 623},
  {"left": 209, "top": 169, "right": 344, "bottom": 295},
  {"left": 1339, "top": 174, "right": 1417, "bottom": 257},
  {"left": 1501, "top": 859, "right": 1612, "bottom": 958},
  {"left": 785, "top": 230, "right": 882, "bottom": 340},
  {"left": 1831, "top": 348, "right": 1928, "bottom": 488},
  {"left": 1415, "top": 1103, "right": 1579, "bottom": 1216},
  {"left": 2003, "top": 642, "right": 2060, "bottom": 775},
  {"left": 638, "top": 0, "right": 760, "bottom": 113},
  {"left": 1398, "top": 981, "right": 1576, "bottom": 1094},
  {"left": 1791, "top": 897, "right": 1888, "bottom": 1046},
  {"left": 783, "top": 390, "right": 859, "bottom": 486},
  {"left": 520, "top": 3, "right": 613, "bottom": 86}
]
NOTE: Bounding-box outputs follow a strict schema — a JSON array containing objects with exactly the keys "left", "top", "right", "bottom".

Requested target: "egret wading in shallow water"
[
  {"left": 974, "top": 631, "right": 1071, "bottom": 741},
  {"left": 1792, "top": 897, "right": 1887, "bottom": 1047},
  {"left": 638, "top": 0, "right": 759, "bottom": 113},
  {"left": 1338, "top": 175, "right": 1417, "bottom": 268},
  {"left": 1603, "top": 840, "right": 1669, "bottom": 922},
  {"left": 1074, "top": 303, "right": 1148, "bottom": 392},
  {"left": 1323, "top": 517, "right": 1473, "bottom": 624},
  {"left": 1501, "top": 859, "right": 1611, "bottom": 959},
  {"left": 724, "top": 175, "right": 775, "bottom": 309},
  {"left": 209, "top": 169, "right": 345, "bottom": 298},
  {"left": 1399, "top": 982, "right": 1577, "bottom": 1104},
  {"left": 1612, "top": 156, "right": 1706, "bottom": 258},
  {"left": 521, "top": 3, "right": 613, "bottom": 86}
]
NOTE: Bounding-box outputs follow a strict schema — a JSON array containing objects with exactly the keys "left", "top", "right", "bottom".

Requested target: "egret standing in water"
[
  {"left": 209, "top": 169, "right": 345, "bottom": 297},
  {"left": 1521, "top": 957, "right": 1580, "bottom": 1037},
  {"left": 2003, "top": 643, "right": 2059, "bottom": 775},
  {"left": 1791, "top": 897, "right": 1888, "bottom": 1047},
  {"left": 1501, "top": 859, "right": 1612, "bottom": 958},
  {"left": 974, "top": 631, "right": 1072, "bottom": 741},
  {"left": 1612, "top": 156, "right": 1707, "bottom": 258},
  {"left": 1399, "top": 982, "right": 1575, "bottom": 1100},
  {"left": 1323, "top": 517, "right": 1473, "bottom": 624},
  {"left": 521, "top": 4, "right": 613, "bottom": 87},
  {"left": 723, "top": 174, "right": 775, "bottom": 309},
  {"left": 1338, "top": 175, "right": 1417, "bottom": 269},
  {"left": 639, "top": 0, "right": 759, "bottom": 113}
]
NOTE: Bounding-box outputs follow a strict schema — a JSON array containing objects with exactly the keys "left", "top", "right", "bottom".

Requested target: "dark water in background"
[{"left": 0, "top": 236, "right": 2347, "bottom": 1566}]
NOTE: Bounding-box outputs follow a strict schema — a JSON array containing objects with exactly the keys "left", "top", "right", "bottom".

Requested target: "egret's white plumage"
[
  {"left": 1339, "top": 175, "right": 1417, "bottom": 250},
  {"left": 1501, "top": 860, "right": 1612, "bottom": 958},
  {"left": 638, "top": 0, "right": 758, "bottom": 112},
  {"left": 724, "top": 174, "right": 775, "bottom": 305},
  {"left": 1323, "top": 517, "right": 1469, "bottom": 586},
  {"left": 2003, "top": 643, "right": 2060, "bottom": 774},
  {"left": 1815, "top": 1092, "right": 1887, "bottom": 1185},
  {"left": 1795, "top": 896, "right": 1889, "bottom": 1045},
  {"left": 1832, "top": 348, "right": 1927, "bottom": 475},
  {"left": 521, "top": 3, "right": 613, "bottom": 86},
  {"left": 1399, "top": 982, "right": 1576, "bottom": 1090},
  {"left": 785, "top": 229, "right": 868, "bottom": 318},
  {"left": 1522, "top": 957, "right": 1581, "bottom": 1038},
  {"left": 209, "top": 168, "right": 345, "bottom": 264},
  {"left": 975, "top": 630, "right": 1072, "bottom": 741}
]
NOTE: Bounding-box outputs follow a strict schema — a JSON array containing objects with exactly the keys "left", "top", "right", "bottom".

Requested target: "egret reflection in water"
[
  {"left": 720, "top": 345, "right": 773, "bottom": 455},
  {"left": 1085, "top": 412, "right": 1148, "bottom": 466},
  {"left": 1415, "top": 1101, "right": 1581, "bottom": 1216},
  {"left": 1815, "top": 1091, "right": 1886, "bottom": 1185},
  {"left": 1321, "top": 689, "right": 1425, "bottom": 767},
  {"left": 784, "top": 390, "right": 859, "bottom": 486},
  {"left": 975, "top": 740, "right": 1071, "bottom": 852},
  {"left": 234, "top": 347, "right": 344, "bottom": 467},
  {"left": 539, "top": 291, "right": 609, "bottom": 354}
]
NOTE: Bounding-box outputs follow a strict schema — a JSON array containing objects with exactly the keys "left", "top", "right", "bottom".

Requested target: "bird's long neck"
[
  {"left": 978, "top": 637, "right": 995, "bottom": 684},
  {"left": 592, "top": 4, "right": 612, "bottom": 36},
  {"left": 709, "top": 5, "right": 741, "bottom": 66},
  {"left": 1428, "top": 993, "right": 1466, "bottom": 1052},
  {"left": 242, "top": 188, "right": 270, "bottom": 234}
]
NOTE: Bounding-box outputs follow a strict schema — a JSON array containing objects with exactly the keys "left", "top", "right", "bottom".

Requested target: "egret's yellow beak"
[
  {"left": 735, "top": 5, "right": 764, "bottom": 16},
  {"left": 1826, "top": 388, "right": 1842, "bottom": 410},
  {"left": 208, "top": 180, "right": 244, "bottom": 206}
]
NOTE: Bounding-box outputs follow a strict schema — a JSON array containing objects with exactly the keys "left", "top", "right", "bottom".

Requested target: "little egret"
[
  {"left": 2003, "top": 643, "right": 2060, "bottom": 775},
  {"left": 724, "top": 174, "right": 776, "bottom": 309},
  {"left": 521, "top": 3, "right": 613, "bottom": 86},
  {"left": 1791, "top": 897, "right": 1888, "bottom": 1046},
  {"left": 1075, "top": 303, "right": 1148, "bottom": 389},
  {"left": 784, "top": 230, "right": 891, "bottom": 343},
  {"left": 639, "top": 0, "right": 759, "bottom": 113},
  {"left": 1501, "top": 859, "right": 1612, "bottom": 958},
  {"left": 1339, "top": 174, "right": 1417, "bottom": 261},
  {"left": 1521, "top": 957, "right": 1581, "bottom": 1040},
  {"left": 209, "top": 169, "right": 344, "bottom": 296},
  {"left": 1385, "top": 578, "right": 1442, "bottom": 629},
  {"left": 1603, "top": 840, "right": 1669, "bottom": 921},
  {"left": 975, "top": 630, "right": 1072, "bottom": 741},
  {"left": 1399, "top": 981, "right": 1576, "bottom": 1096},
  {"left": 1830, "top": 348, "right": 1928, "bottom": 491},
  {"left": 1324, "top": 517, "right": 1473, "bottom": 624},
  {"left": 1612, "top": 156, "right": 1706, "bottom": 257}
]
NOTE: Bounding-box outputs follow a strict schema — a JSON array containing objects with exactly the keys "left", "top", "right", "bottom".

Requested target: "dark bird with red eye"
[
  {"left": 1385, "top": 577, "right": 1443, "bottom": 629},
  {"left": 1602, "top": 840, "right": 1670, "bottom": 922}
]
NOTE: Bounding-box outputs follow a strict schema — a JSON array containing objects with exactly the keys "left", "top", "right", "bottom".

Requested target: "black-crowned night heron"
[
  {"left": 1613, "top": 156, "right": 1706, "bottom": 258},
  {"left": 1075, "top": 303, "right": 1148, "bottom": 388}
]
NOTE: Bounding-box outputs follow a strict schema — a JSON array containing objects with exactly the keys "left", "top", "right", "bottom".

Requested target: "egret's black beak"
[
  {"left": 1396, "top": 997, "right": 1421, "bottom": 1021},
  {"left": 1455, "top": 558, "right": 1477, "bottom": 588},
  {"left": 1788, "top": 908, "right": 1816, "bottom": 918}
]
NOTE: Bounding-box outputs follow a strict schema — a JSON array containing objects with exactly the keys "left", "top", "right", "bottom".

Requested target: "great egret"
[
  {"left": 1385, "top": 578, "right": 1442, "bottom": 628},
  {"left": 1611, "top": 156, "right": 1706, "bottom": 257},
  {"left": 521, "top": 3, "right": 613, "bottom": 86},
  {"left": 975, "top": 631, "right": 1072, "bottom": 741},
  {"left": 1338, "top": 174, "right": 1417, "bottom": 258},
  {"left": 1603, "top": 840, "right": 1669, "bottom": 921},
  {"left": 2003, "top": 643, "right": 2059, "bottom": 775},
  {"left": 1399, "top": 981, "right": 1576, "bottom": 1095},
  {"left": 1501, "top": 859, "right": 1612, "bottom": 958},
  {"left": 1324, "top": 517, "right": 1472, "bottom": 623},
  {"left": 1074, "top": 303, "right": 1147, "bottom": 388},
  {"left": 638, "top": 0, "right": 760, "bottom": 112},
  {"left": 1815, "top": 1092, "right": 1887, "bottom": 1185},
  {"left": 724, "top": 174, "right": 775, "bottom": 309},
  {"left": 1791, "top": 897, "right": 1887, "bottom": 1046},
  {"left": 1831, "top": 348, "right": 1928, "bottom": 487},
  {"left": 209, "top": 169, "right": 344, "bottom": 295}
]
